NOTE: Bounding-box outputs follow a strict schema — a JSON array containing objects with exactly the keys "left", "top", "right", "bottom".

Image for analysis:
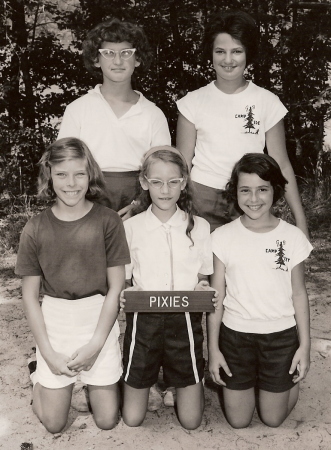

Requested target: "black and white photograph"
[{"left": 0, "top": 1, "right": 330, "bottom": 449}]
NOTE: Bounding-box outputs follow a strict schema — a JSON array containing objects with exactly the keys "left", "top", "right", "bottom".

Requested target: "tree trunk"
[{"left": 6, "top": 0, "right": 36, "bottom": 128}]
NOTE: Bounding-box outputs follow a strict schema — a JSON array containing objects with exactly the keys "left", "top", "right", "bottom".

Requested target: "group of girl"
[{"left": 16, "top": 10, "right": 312, "bottom": 434}]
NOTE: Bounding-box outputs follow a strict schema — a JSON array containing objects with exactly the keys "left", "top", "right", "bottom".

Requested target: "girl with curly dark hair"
[
  {"left": 58, "top": 19, "right": 171, "bottom": 218},
  {"left": 176, "top": 10, "right": 308, "bottom": 238}
]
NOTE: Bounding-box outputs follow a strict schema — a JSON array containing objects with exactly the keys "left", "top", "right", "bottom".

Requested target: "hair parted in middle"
[
  {"left": 133, "top": 146, "right": 199, "bottom": 245},
  {"left": 225, "top": 153, "right": 288, "bottom": 211},
  {"left": 202, "top": 9, "right": 259, "bottom": 66},
  {"left": 83, "top": 18, "right": 153, "bottom": 79},
  {"left": 38, "top": 137, "right": 110, "bottom": 206}
]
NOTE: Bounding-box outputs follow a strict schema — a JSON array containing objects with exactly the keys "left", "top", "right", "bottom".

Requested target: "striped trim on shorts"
[{"left": 123, "top": 311, "right": 204, "bottom": 389}]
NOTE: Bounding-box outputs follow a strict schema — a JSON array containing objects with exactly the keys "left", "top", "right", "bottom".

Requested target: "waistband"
[
  {"left": 222, "top": 310, "right": 296, "bottom": 334},
  {"left": 102, "top": 171, "right": 140, "bottom": 178},
  {"left": 43, "top": 294, "right": 104, "bottom": 305}
]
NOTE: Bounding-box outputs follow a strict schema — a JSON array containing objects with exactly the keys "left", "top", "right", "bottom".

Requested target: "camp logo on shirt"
[
  {"left": 235, "top": 105, "right": 260, "bottom": 135},
  {"left": 265, "top": 240, "right": 290, "bottom": 272}
]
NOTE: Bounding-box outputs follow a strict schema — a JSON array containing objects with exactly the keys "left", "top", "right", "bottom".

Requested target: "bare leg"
[
  {"left": 32, "top": 382, "right": 73, "bottom": 434},
  {"left": 88, "top": 383, "right": 120, "bottom": 430},
  {"left": 259, "top": 383, "right": 300, "bottom": 427},
  {"left": 122, "top": 383, "right": 149, "bottom": 427},
  {"left": 176, "top": 382, "right": 204, "bottom": 430},
  {"left": 222, "top": 387, "right": 255, "bottom": 429}
]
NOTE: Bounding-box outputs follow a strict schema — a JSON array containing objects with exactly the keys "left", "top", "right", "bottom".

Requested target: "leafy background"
[{"left": 0, "top": 0, "right": 330, "bottom": 244}]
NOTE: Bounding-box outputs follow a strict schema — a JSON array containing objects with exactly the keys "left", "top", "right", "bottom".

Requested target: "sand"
[{"left": 1, "top": 240, "right": 330, "bottom": 450}]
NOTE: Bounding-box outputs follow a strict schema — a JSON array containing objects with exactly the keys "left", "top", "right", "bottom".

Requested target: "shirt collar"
[
  {"left": 145, "top": 205, "right": 187, "bottom": 231},
  {"left": 89, "top": 85, "right": 144, "bottom": 118}
]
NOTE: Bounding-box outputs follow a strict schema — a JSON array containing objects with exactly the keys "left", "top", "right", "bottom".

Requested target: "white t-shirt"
[
  {"left": 58, "top": 85, "right": 171, "bottom": 172},
  {"left": 124, "top": 206, "right": 213, "bottom": 290},
  {"left": 211, "top": 217, "right": 313, "bottom": 333},
  {"left": 177, "top": 81, "right": 288, "bottom": 189}
]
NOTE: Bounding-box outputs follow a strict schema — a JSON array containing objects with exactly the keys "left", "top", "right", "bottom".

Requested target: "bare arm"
[
  {"left": 207, "top": 255, "right": 232, "bottom": 385},
  {"left": 266, "top": 120, "right": 309, "bottom": 238},
  {"left": 68, "top": 265, "right": 125, "bottom": 372},
  {"left": 176, "top": 113, "right": 197, "bottom": 170},
  {"left": 22, "top": 276, "right": 74, "bottom": 377},
  {"left": 118, "top": 203, "right": 135, "bottom": 221},
  {"left": 289, "top": 262, "right": 311, "bottom": 382}
]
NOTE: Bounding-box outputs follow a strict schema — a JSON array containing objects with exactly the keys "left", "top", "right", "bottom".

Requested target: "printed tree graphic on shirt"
[
  {"left": 244, "top": 105, "right": 256, "bottom": 134},
  {"left": 275, "top": 240, "right": 288, "bottom": 271}
]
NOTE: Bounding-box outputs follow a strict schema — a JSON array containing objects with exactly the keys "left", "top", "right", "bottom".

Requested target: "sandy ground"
[{"left": 1, "top": 232, "right": 330, "bottom": 450}]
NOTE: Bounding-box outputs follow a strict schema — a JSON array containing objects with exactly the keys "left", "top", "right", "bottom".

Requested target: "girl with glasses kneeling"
[{"left": 120, "top": 146, "right": 218, "bottom": 429}]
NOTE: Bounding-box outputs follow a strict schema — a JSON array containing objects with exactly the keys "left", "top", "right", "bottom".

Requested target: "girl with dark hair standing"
[
  {"left": 176, "top": 10, "right": 308, "bottom": 236},
  {"left": 58, "top": 19, "right": 171, "bottom": 218}
]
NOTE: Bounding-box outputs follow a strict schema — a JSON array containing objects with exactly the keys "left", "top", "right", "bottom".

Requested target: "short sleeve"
[
  {"left": 176, "top": 91, "right": 197, "bottom": 126},
  {"left": 15, "top": 219, "right": 42, "bottom": 276},
  {"left": 150, "top": 107, "right": 171, "bottom": 147},
  {"left": 290, "top": 229, "right": 313, "bottom": 269},
  {"left": 57, "top": 104, "right": 82, "bottom": 140},
  {"left": 211, "top": 226, "right": 227, "bottom": 265},
  {"left": 123, "top": 220, "right": 133, "bottom": 281},
  {"left": 263, "top": 92, "right": 288, "bottom": 132},
  {"left": 104, "top": 212, "right": 131, "bottom": 267}
]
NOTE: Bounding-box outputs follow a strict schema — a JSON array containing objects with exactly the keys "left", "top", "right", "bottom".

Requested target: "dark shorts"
[
  {"left": 103, "top": 171, "right": 140, "bottom": 212},
  {"left": 219, "top": 323, "right": 299, "bottom": 393},
  {"left": 123, "top": 312, "right": 204, "bottom": 389},
  {"left": 192, "top": 182, "right": 238, "bottom": 232}
]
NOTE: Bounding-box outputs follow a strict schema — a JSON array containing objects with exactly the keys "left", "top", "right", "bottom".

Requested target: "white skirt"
[{"left": 34, "top": 294, "right": 122, "bottom": 389}]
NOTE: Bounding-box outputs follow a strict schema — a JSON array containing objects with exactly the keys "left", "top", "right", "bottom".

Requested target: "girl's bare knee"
[
  {"left": 122, "top": 413, "right": 145, "bottom": 427},
  {"left": 42, "top": 416, "right": 67, "bottom": 434},
  {"left": 122, "top": 404, "right": 146, "bottom": 427},
  {"left": 122, "top": 384, "right": 148, "bottom": 427},
  {"left": 261, "top": 417, "right": 283, "bottom": 428},
  {"left": 260, "top": 412, "right": 286, "bottom": 428},
  {"left": 226, "top": 416, "right": 252, "bottom": 429},
  {"left": 259, "top": 387, "right": 296, "bottom": 427},
  {"left": 94, "top": 414, "right": 118, "bottom": 430},
  {"left": 178, "top": 415, "right": 202, "bottom": 430},
  {"left": 33, "top": 401, "right": 68, "bottom": 434}
]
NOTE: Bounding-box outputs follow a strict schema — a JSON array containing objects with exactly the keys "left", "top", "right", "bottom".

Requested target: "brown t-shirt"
[{"left": 15, "top": 203, "right": 130, "bottom": 300}]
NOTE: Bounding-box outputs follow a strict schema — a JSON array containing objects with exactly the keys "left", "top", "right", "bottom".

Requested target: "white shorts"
[{"left": 34, "top": 294, "right": 122, "bottom": 389}]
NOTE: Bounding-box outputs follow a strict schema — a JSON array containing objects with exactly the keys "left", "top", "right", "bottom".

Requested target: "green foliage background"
[{"left": 1, "top": 0, "right": 331, "bottom": 205}]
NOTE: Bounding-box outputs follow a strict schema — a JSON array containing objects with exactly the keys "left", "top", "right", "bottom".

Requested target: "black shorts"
[
  {"left": 219, "top": 323, "right": 299, "bottom": 393},
  {"left": 123, "top": 312, "right": 204, "bottom": 389}
]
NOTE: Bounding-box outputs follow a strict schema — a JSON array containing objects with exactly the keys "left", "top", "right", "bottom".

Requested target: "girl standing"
[
  {"left": 15, "top": 138, "right": 130, "bottom": 433},
  {"left": 176, "top": 10, "right": 308, "bottom": 236},
  {"left": 208, "top": 153, "right": 312, "bottom": 428},
  {"left": 58, "top": 18, "right": 171, "bottom": 218},
  {"left": 121, "top": 146, "right": 215, "bottom": 429}
]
